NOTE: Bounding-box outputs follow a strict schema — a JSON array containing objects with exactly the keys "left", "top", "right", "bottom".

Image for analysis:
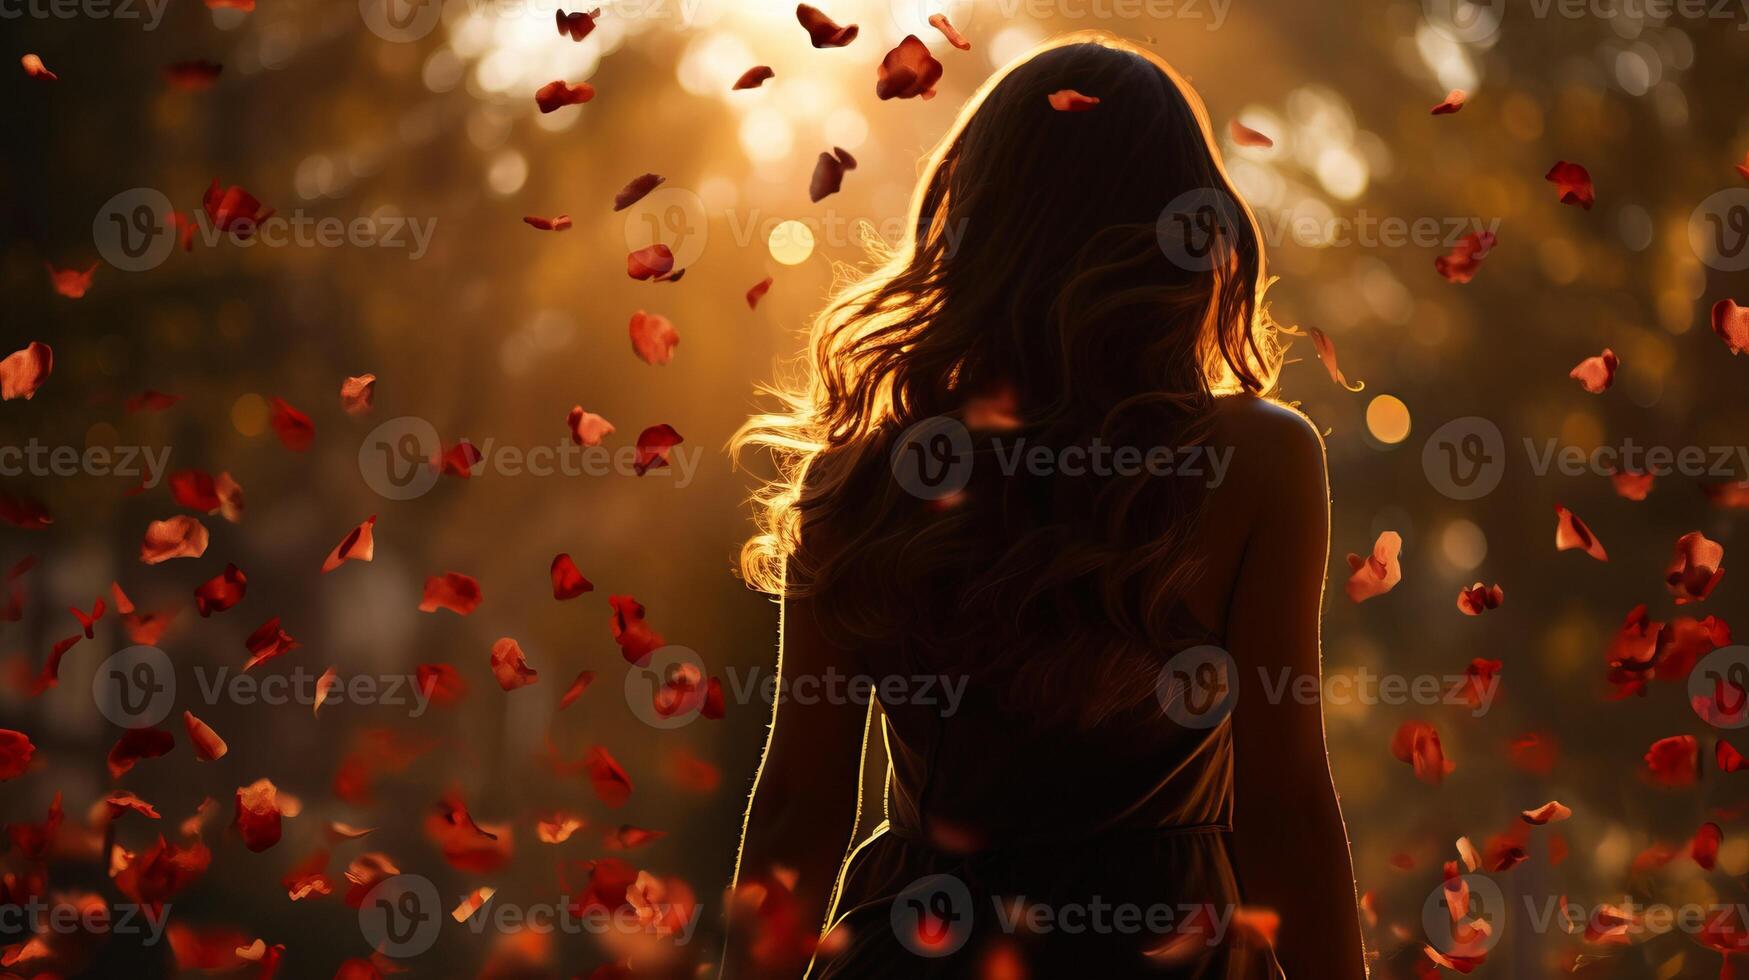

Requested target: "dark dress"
[{"left": 808, "top": 618, "right": 1284, "bottom": 980}]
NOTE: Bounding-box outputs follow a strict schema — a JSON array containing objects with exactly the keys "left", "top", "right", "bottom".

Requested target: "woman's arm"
[
  {"left": 1224, "top": 404, "right": 1368, "bottom": 977},
  {"left": 723, "top": 586, "right": 872, "bottom": 979}
]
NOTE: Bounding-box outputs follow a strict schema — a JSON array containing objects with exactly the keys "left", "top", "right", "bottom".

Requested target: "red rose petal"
[
  {"left": 627, "top": 244, "right": 677, "bottom": 281},
  {"left": 733, "top": 66, "right": 775, "bottom": 90},
  {"left": 141, "top": 516, "right": 209, "bottom": 564},
  {"left": 1431, "top": 89, "right": 1467, "bottom": 115},
  {"left": 746, "top": 276, "right": 774, "bottom": 309},
  {"left": 1307, "top": 327, "right": 1363, "bottom": 391},
  {"left": 796, "top": 4, "right": 857, "bottom": 47},
  {"left": 1695, "top": 822, "right": 1724, "bottom": 870},
  {"left": 632, "top": 424, "right": 683, "bottom": 476},
  {"left": 108, "top": 727, "right": 175, "bottom": 779},
  {"left": 1456, "top": 582, "right": 1503, "bottom": 616},
  {"left": 1047, "top": 89, "right": 1099, "bottom": 112},
  {"left": 0, "top": 342, "right": 53, "bottom": 400},
  {"left": 928, "top": 12, "right": 970, "bottom": 49},
  {"left": 45, "top": 263, "right": 95, "bottom": 298},
  {"left": 613, "top": 173, "right": 665, "bottom": 211},
  {"left": 875, "top": 35, "right": 941, "bottom": 101},
  {"left": 1545, "top": 161, "right": 1595, "bottom": 210},
  {"left": 555, "top": 7, "right": 599, "bottom": 40},
  {"left": 1554, "top": 504, "right": 1607, "bottom": 561},
  {"left": 535, "top": 79, "right": 594, "bottom": 113},
  {"left": 551, "top": 554, "right": 593, "bottom": 599},
  {"left": 164, "top": 59, "right": 222, "bottom": 91},
  {"left": 1610, "top": 470, "right": 1654, "bottom": 501},
  {"left": 322, "top": 515, "right": 377, "bottom": 573},
  {"left": 0, "top": 729, "right": 35, "bottom": 780},
  {"left": 1390, "top": 720, "right": 1454, "bottom": 785},
  {"left": 184, "top": 711, "right": 228, "bottom": 761},
  {"left": 340, "top": 374, "right": 376, "bottom": 415},
  {"left": 415, "top": 663, "right": 468, "bottom": 707},
  {"left": 629, "top": 310, "right": 679, "bottom": 365},
  {"left": 560, "top": 669, "right": 596, "bottom": 710},
  {"left": 1228, "top": 119, "right": 1274, "bottom": 148},
  {"left": 1435, "top": 231, "right": 1497, "bottom": 284},
  {"left": 21, "top": 54, "right": 56, "bottom": 81},
  {"left": 243, "top": 617, "right": 300, "bottom": 671},
  {"left": 524, "top": 213, "right": 572, "bottom": 231},
  {"left": 1568, "top": 348, "right": 1618, "bottom": 393},
  {"left": 1712, "top": 299, "right": 1749, "bottom": 355},
  {"left": 1345, "top": 531, "right": 1403, "bottom": 603},
  {"left": 1666, "top": 531, "right": 1725, "bottom": 605},
  {"left": 194, "top": 563, "right": 247, "bottom": 617},
  {"left": 203, "top": 180, "right": 273, "bottom": 237},
  {"left": 1520, "top": 800, "right": 1572, "bottom": 825},
  {"left": 609, "top": 594, "right": 664, "bottom": 665},
  {"left": 586, "top": 746, "right": 633, "bottom": 807},
  {"left": 419, "top": 572, "right": 482, "bottom": 615},
  {"left": 490, "top": 637, "right": 539, "bottom": 691},
  {"left": 268, "top": 397, "right": 315, "bottom": 451},
  {"left": 566, "top": 406, "right": 614, "bottom": 447},
  {"left": 233, "top": 778, "right": 285, "bottom": 852},
  {"left": 1645, "top": 734, "right": 1699, "bottom": 787}
]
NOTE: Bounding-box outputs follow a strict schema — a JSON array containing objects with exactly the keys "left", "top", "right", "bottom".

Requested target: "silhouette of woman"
[{"left": 725, "top": 32, "right": 1367, "bottom": 979}]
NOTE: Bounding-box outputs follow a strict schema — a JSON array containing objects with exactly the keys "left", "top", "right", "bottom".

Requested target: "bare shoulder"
[{"left": 1209, "top": 395, "right": 1326, "bottom": 479}]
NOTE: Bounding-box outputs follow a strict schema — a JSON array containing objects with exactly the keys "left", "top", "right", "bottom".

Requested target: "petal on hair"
[{"left": 1047, "top": 89, "right": 1099, "bottom": 111}]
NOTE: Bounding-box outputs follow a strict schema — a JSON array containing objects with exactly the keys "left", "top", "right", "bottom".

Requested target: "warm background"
[{"left": 4, "top": 0, "right": 1749, "bottom": 977}]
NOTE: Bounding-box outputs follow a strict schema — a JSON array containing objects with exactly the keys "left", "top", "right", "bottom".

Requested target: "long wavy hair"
[{"left": 733, "top": 33, "right": 1281, "bottom": 725}]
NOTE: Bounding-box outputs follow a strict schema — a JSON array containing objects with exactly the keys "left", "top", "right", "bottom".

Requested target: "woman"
[{"left": 724, "top": 33, "right": 1366, "bottom": 979}]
